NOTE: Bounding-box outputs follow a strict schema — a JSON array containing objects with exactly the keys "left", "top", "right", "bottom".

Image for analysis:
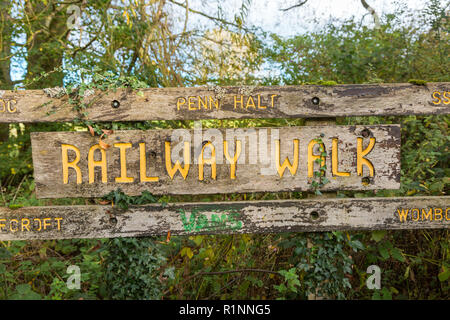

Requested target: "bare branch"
[
  {"left": 280, "top": 0, "right": 308, "bottom": 12},
  {"left": 168, "top": 0, "right": 251, "bottom": 32},
  {"left": 361, "top": 0, "right": 380, "bottom": 29}
]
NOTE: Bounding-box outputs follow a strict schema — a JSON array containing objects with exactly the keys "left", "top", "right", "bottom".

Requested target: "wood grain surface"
[
  {"left": 1, "top": 83, "right": 449, "bottom": 123},
  {"left": 0, "top": 196, "right": 448, "bottom": 240},
  {"left": 31, "top": 125, "right": 401, "bottom": 198}
]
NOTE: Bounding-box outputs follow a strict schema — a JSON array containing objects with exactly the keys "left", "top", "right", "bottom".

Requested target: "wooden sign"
[
  {"left": 31, "top": 125, "right": 401, "bottom": 198},
  {"left": 1, "top": 83, "right": 449, "bottom": 123},
  {"left": 0, "top": 196, "right": 448, "bottom": 240},
  {"left": 2, "top": 83, "right": 448, "bottom": 240}
]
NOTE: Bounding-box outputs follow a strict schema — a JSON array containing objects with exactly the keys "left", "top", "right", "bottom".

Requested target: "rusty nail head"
[{"left": 361, "top": 128, "right": 371, "bottom": 138}]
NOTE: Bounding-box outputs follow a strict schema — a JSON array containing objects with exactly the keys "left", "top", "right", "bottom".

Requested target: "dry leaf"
[
  {"left": 102, "top": 129, "right": 114, "bottom": 136},
  {"left": 99, "top": 139, "right": 110, "bottom": 150},
  {"left": 88, "top": 125, "right": 95, "bottom": 136}
]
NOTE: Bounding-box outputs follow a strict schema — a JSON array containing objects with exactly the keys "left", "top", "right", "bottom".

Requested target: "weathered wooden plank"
[
  {"left": 31, "top": 125, "right": 401, "bottom": 198},
  {"left": 0, "top": 197, "right": 448, "bottom": 240},
  {"left": 1, "top": 83, "right": 449, "bottom": 123}
]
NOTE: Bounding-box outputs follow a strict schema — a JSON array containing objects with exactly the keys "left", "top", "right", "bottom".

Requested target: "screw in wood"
[
  {"left": 362, "top": 177, "right": 371, "bottom": 186},
  {"left": 311, "top": 97, "right": 320, "bottom": 105},
  {"left": 111, "top": 100, "right": 120, "bottom": 108}
]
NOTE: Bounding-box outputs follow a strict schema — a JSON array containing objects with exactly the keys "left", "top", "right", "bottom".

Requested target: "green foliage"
[
  {"left": 408, "top": 79, "right": 427, "bottom": 85},
  {"left": 103, "top": 237, "right": 171, "bottom": 300},
  {"left": 0, "top": 239, "right": 106, "bottom": 300},
  {"left": 102, "top": 189, "right": 158, "bottom": 210},
  {"left": 275, "top": 268, "right": 301, "bottom": 295},
  {"left": 264, "top": 4, "right": 449, "bottom": 84},
  {"left": 0, "top": 125, "right": 33, "bottom": 190},
  {"left": 400, "top": 115, "right": 449, "bottom": 196},
  {"left": 310, "top": 136, "right": 330, "bottom": 195},
  {"left": 276, "top": 232, "right": 358, "bottom": 299},
  {"left": 9, "top": 284, "right": 42, "bottom": 300},
  {"left": 163, "top": 233, "right": 281, "bottom": 299},
  {"left": 99, "top": 189, "right": 172, "bottom": 300},
  {"left": 0, "top": 0, "right": 449, "bottom": 301}
]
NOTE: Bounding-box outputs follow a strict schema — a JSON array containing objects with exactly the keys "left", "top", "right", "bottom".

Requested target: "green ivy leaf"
[
  {"left": 378, "top": 246, "right": 390, "bottom": 260},
  {"left": 10, "top": 284, "right": 42, "bottom": 300},
  {"left": 438, "top": 266, "right": 450, "bottom": 282},
  {"left": 371, "top": 230, "right": 387, "bottom": 242},
  {"left": 391, "top": 248, "right": 406, "bottom": 262},
  {"left": 180, "top": 247, "right": 194, "bottom": 259}
]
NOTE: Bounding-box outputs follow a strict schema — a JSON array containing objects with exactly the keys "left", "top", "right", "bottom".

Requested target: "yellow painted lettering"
[
  {"left": 332, "top": 138, "right": 350, "bottom": 177},
  {"left": 257, "top": 95, "right": 266, "bottom": 109},
  {"left": 209, "top": 96, "right": 219, "bottom": 110},
  {"left": 55, "top": 218, "right": 63, "bottom": 231},
  {"left": 7, "top": 100, "right": 17, "bottom": 113},
  {"left": 21, "top": 218, "right": 30, "bottom": 232},
  {"left": 422, "top": 208, "right": 432, "bottom": 221},
  {"left": 177, "top": 97, "right": 186, "bottom": 110},
  {"left": 270, "top": 94, "right": 277, "bottom": 107},
  {"left": 308, "top": 140, "right": 326, "bottom": 178},
  {"left": 88, "top": 145, "right": 107, "bottom": 183},
  {"left": 34, "top": 218, "right": 42, "bottom": 231},
  {"left": 223, "top": 140, "right": 242, "bottom": 179},
  {"left": 357, "top": 137, "right": 375, "bottom": 177},
  {"left": 188, "top": 96, "right": 197, "bottom": 110},
  {"left": 198, "top": 142, "right": 216, "bottom": 181},
  {"left": 234, "top": 95, "right": 244, "bottom": 109},
  {"left": 432, "top": 91, "right": 441, "bottom": 104},
  {"left": 446, "top": 208, "right": 450, "bottom": 220},
  {"left": 443, "top": 92, "right": 450, "bottom": 105},
  {"left": 0, "top": 219, "right": 5, "bottom": 231},
  {"left": 165, "top": 141, "right": 190, "bottom": 179},
  {"left": 396, "top": 209, "right": 409, "bottom": 222},
  {"left": 275, "top": 140, "right": 299, "bottom": 178},
  {"left": 412, "top": 208, "right": 420, "bottom": 221},
  {"left": 198, "top": 96, "right": 208, "bottom": 110},
  {"left": 114, "top": 143, "right": 134, "bottom": 183},
  {"left": 246, "top": 96, "right": 256, "bottom": 109},
  {"left": 43, "top": 218, "right": 51, "bottom": 230},
  {"left": 10, "top": 219, "right": 18, "bottom": 232},
  {"left": 139, "top": 143, "right": 159, "bottom": 182},
  {"left": 0, "top": 99, "right": 5, "bottom": 112},
  {"left": 61, "top": 144, "right": 82, "bottom": 184},
  {"left": 434, "top": 208, "right": 443, "bottom": 221}
]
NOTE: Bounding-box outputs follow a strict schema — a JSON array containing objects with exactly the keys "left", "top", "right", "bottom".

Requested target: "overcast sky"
[
  {"left": 221, "top": 0, "right": 427, "bottom": 36},
  {"left": 10, "top": 0, "right": 432, "bottom": 83}
]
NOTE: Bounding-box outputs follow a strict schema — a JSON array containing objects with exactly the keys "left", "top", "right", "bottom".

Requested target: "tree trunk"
[
  {"left": 24, "top": 0, "right": 68, "bottom": 89},
  {"left": 0, "top": 1, "right": 14, "bottom": 141}
]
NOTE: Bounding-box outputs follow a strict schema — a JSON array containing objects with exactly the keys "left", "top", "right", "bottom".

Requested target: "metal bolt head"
[
  {"left": 311, "top": 97, "right": 320, "bottom": 105},
  {"left": 111, "top": 100, "right": 120, "bottom": 108}
]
